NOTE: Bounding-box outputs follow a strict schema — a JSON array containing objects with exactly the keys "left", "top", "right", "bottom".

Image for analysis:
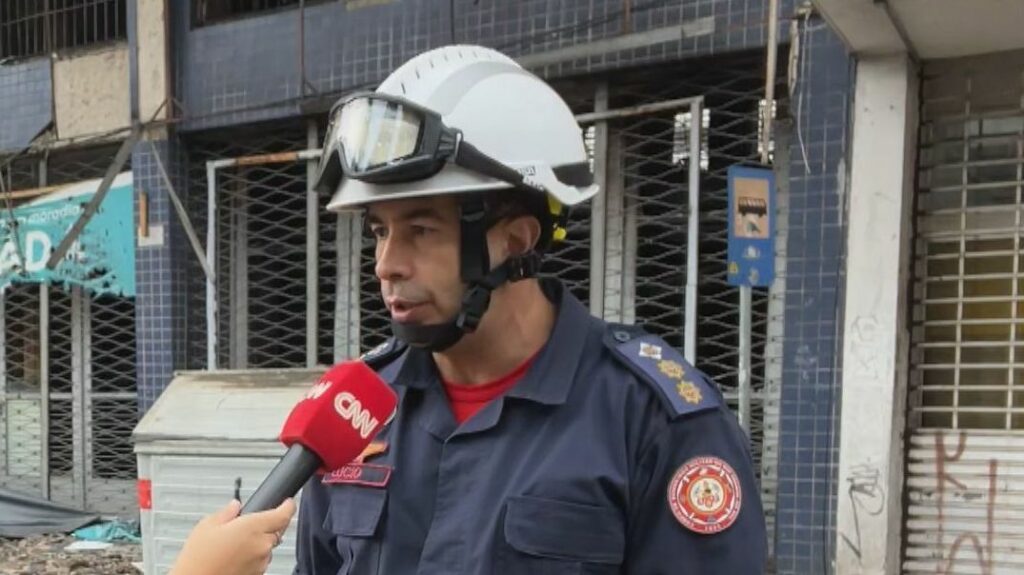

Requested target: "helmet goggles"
[{"left": 314, "top": 92, "right": 539, "bottom": 194}]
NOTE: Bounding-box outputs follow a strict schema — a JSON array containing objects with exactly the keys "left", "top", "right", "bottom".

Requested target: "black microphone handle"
[{"left": 240, "top": 445, "right": 322, "bottom": 514}]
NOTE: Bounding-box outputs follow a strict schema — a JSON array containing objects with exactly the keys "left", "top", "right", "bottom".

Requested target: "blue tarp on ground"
[
  {"left": 0, "top": 488, "right": 97, "bottom": 538},
  {"left": 73, "top": 520, "right": 140, "bottom": 543}
]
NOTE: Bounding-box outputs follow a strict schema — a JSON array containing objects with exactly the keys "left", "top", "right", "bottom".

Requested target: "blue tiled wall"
[
  {"left": 132, "top": 138, "right": 190, "bottom": 412},
  {"left": 0, "top": 58, "right": 53, "bottom": 153},
  {"left": 171, "top": 0, "right": 799, "bottom": 131},
  {"left": 774, "top": 21, "right": 851, "bottom": 575}
]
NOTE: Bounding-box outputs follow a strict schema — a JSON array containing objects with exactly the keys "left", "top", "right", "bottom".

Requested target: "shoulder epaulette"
[{"left": 603, "top": 325, "right": 720, "bottom": 418}]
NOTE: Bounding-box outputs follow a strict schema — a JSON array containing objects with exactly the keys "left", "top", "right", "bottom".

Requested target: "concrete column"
[{"left": 835, "top": 54, "right": 919, "bottom": 574}]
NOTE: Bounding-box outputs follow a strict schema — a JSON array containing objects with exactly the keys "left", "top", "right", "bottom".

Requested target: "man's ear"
[{"left": 503, "top": 214, "right": 542, "bottom": 256}]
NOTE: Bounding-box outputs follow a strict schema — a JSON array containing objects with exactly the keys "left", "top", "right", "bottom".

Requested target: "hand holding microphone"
[
  {"left": 168, "top": 498, "right": 296, "bottom": 575},
  {"left": 168, "top": 361, "right": 398, "bottom": 575}
]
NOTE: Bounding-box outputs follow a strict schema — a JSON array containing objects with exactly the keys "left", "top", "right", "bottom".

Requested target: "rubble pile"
[{"left": 0, "top": 534, "right": 140, "bottom": 575}]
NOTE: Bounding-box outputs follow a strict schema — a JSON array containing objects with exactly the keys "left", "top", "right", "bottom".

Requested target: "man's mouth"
[{"left": 387, "top": 298, "right": 428, "bottom": 322}]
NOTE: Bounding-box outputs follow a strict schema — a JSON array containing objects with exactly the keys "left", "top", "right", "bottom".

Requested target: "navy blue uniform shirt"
[{"left": 294, "top": 280, "right": 767, "bottom": 574}]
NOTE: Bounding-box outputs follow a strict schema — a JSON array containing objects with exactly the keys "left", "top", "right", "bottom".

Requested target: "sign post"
[{"left": 727, "top": 166, "right": 776, "bottom": 434}]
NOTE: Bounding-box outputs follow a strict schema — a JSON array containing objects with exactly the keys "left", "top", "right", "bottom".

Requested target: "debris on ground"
[{"left": 0, "top": 533, "right": 141, "bottom": 575}]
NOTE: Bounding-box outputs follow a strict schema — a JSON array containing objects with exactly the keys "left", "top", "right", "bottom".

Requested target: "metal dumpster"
[{"left": 133, "top": 368, "right": 324, "bottom": 575}]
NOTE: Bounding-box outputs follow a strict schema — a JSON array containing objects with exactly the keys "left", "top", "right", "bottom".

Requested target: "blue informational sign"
[
  {"left": 727, "top": 166, "right": 775, "bottom": 287},
  {"left": 0, "top": 173, "right": 136, "bottom": 296}
]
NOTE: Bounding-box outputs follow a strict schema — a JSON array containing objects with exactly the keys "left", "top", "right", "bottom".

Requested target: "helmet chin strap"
[{"left": 389, "top": 197, "right": 541, "bottom": 352}]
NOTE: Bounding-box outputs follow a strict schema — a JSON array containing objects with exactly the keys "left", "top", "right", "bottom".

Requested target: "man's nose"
[{"left": 375, "top": 235, "right": 413, "bottom": 282}]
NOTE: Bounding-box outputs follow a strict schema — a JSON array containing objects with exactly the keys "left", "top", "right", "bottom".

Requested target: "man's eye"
[
  {"left": 370, "top": 226, "right": 388, "bottom": 239},
  {"left": 411, "top": 225, "right": 433, "bottom": 236}
]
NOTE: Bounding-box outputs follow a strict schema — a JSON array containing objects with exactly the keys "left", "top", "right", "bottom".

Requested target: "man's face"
[{"left": 366, "top": 195, "right": 465, "bottom": 326}]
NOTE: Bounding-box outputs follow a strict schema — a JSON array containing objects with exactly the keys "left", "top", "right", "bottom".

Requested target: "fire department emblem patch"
[{"left": 668, "top": 456, "right": 741, "bottom": 535}]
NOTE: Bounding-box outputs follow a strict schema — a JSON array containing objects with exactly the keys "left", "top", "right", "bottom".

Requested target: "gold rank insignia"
[
  {"left": 612, "top": 336, "right": 716, "bottom": 416},
  {"left": 658, "top": 360, "right": 686, "bottom": 380},
  {"left": 677, "top": 381, "right": 703, "bottom": 405},
  {"left": 658, "top": 360, "right": 702, "bottom": 405}
]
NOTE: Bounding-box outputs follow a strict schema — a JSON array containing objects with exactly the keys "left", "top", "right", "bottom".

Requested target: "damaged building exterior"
[{"left": 0, "top": 0, "right": 1022, "bottom": 573}]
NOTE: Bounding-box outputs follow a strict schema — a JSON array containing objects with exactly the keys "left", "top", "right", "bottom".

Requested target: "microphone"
[{"left": 239, "top": 361, "right": 398, "bottom": 514}]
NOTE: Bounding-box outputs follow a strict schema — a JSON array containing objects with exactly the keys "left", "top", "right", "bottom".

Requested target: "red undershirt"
[{"left": 441, "top": 354, "right": 537, "bottom": 424}]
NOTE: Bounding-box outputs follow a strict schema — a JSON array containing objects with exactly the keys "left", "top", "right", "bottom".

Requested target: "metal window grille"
[
  {"left": 0, "top": 143, "right": 137, "bottom": 515},
  {"left": 0, "top": 0, "right": 127, "bottom": 60},
  {"left": 600, "top": 95, "right": 698, "bottom": 351},
  {"left": 0, "top": 285, "right": 136, "bottom": 514},
  {"left": 88, "top": 293, "right": 136, "bottom": 479},
  {"left": 186, "top": 121, "right": 339, "bottom": 369},
  {"left": 47, "top": 143, "right": 129, "bottom": 184},
  {"left": 0, "top": 154, "right": 40, "bottom": 194},
  {"left": 358, "top": 238, "right": 390, "bottom": 352},
  {"left": 217, "top": 158, "right": 309, "bottom": 368},
  {"left": 191, "top": 0, "right": 330, "bottom": 28},
  {"left": 911, "top": 56, "right": 1024, "bottom": 432},
  {"left": 1, "top": 143, "right": 128, "bottom": 199},
  {"left": 47, "top": 286, "right": 74, "bottom": 479},
  {"left": 0, "top": 284, "right": 44, "bottom": 498}
]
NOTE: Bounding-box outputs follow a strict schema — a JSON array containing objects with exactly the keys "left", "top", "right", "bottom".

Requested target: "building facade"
[{"left": 0, "top": 0, "right": 1021, "bottom": 573}]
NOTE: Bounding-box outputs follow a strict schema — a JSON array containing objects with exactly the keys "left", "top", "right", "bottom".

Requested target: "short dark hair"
[{"left": 482, "top": 190, "right": 556, "bottom": 252}]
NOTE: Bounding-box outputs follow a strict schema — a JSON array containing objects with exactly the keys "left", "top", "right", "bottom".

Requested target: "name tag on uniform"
[{"left": 322, "top": 463, "right": 392, "bottom": 488}]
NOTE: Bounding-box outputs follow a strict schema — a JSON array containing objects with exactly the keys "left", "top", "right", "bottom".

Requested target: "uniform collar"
[{"left": 504, "top": 279, "right": 590, "bottom": 406}]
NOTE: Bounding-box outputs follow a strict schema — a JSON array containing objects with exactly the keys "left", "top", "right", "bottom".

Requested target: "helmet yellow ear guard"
[{"left": 548, "top": 196, "right": 568, "bottom": 243}]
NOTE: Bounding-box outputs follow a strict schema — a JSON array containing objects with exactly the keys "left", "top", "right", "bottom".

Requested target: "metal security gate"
[
  {"left": 905, "top": 51, "right": 1024, "bottom": 574},
  {"left": 0, "top": 143, "right": 138, "bottom": 516},
  {"left": 187, "top": 121, "right": 340, "bottom": 370},
  {"left": 0, "top": 284, "right": 138, "bottom": 516}
]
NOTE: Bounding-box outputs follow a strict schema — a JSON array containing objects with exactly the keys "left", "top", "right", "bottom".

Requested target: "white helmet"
[
  {"left": 319, "top": 44, "right": 598, "bottom": 213},
  {"left": 315, "top": 45, "right": 598, "bottom": 352}
]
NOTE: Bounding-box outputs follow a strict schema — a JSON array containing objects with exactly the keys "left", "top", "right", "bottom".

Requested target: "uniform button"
[{"left": 613, "top": 330, "right": 631, "bottom": 343}]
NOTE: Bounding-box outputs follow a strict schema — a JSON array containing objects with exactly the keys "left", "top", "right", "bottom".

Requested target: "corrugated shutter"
[{"left": 905, "top": 51, "right": 1024, "bottom": 574}]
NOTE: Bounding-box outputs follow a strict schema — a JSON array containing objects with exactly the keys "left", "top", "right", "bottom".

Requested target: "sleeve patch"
[{"left": 668, "top": 456, "right": 742, "bottom": 534}]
